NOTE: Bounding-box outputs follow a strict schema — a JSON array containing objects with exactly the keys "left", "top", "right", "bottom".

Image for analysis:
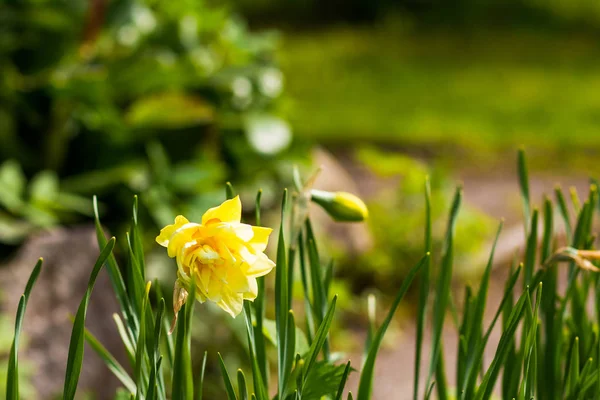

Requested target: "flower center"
[{"left": 197, "top": 244, "right": 222, "bottom": 266}]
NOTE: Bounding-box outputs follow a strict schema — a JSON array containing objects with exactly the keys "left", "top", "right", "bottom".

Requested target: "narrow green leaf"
[
  {"left": 152, "top": 299, "right": 166, "bottom": 400},
  {"left": 425, "top": 382, "right": 435, "bottom": 400},
  {"left": 242, "top": 303, "right": 268, "bottom": 400},
  {"left": 565, "top": 337, "right": 581, "bottom": 398},
  {"left": 324, "top": 260, "right": 334, "bottom": 299},
  {"left": 6, "top": 258, "right": 42, "bottom": 400},
  {"left": 555, "top": 185, "right": 572, "bottom": 241},
  {"left": 93, "top": 196, "right": 138, "bottom": 338},
  {"left": 226, "top": 182, "right": 236, "bottom": 200},
  {"left": 518, "top": 148, "right": 531, "bottom": 234},
  {"left": 172, "top": 282, "right": 195, "bottom": 400},
  {"left": 467, "top": 221, "right": 503, "bottom": 355},
  {"left": 126, "top": 232, "right": 146, "bottom": 315},
  {"left": 427, "top": 187, "right": 462, "bottom": 390},
  {"left": 196, "top": 351, "right": 208, "bottom": 400},
  {"left": 540, "top": 197, "right": 557, "bottom": 400},
  {"left": 281, "top": 310, "right": 297, "bottom": 398},
  {"left": 83, "top": 327, "right": 136, "bottom": 394},
  {"left": 155, "top": 281, "right": 174, "bottom": 369},
  {"left": 275, "top": 189, "right": 290, "bottom": 399},
  {"left": 113, "top": 313, "right": 135, "bottom": 365},
  {"left": 570, "top": 187, "right": 582, "bottom": 214},
  {"left": 302, "top": 295, "right": 338, "bottom": 391},
  {"left": 134, "top": 282, "right": 151, "bottom": 400},
  {"left": 520, "top": 284, "right": 542, "bottom": 399},
  {"left": 253, "top": 189, "right": 268, "bottom": 390},
  {"left": 146, "top": 357, "right": 162, "bottom": 400},
  {"left": 475, "top": 291, "right": 529, "bottom": 400},
  {"left": 435, "top": 346, "right": 449, "bottom": 400},
  {"left": 131, "top": 196, "right": 146, "bottom": 280},
  {"left": 298, "top": 235, "right": 316, "bottom": 344},
  {"left": 306, "top": 220, "right": 329, "bottom": 357},
  {"left": 237, "top": 370, "right": 248, "bottom": 400},
  {"left": 524, "top": 209, "right": 539, "bottom": 288},
  {"left": 218, "top": 353, "right": 238, "bottom": 400},
  {"left": 357, "top": 254, "right": 429, "bottom": 400},
  {"left": 414, "top": 176, "right": 432, "bottom": 400},
  {"left": 463, "top": 266, "right": 522, "bottom": 397},
  {"left": 63, "top": 237, "right": 115, "bottom": 400},
  {"left": 335, "top": 361, "right": 352, "bottom": 400}
]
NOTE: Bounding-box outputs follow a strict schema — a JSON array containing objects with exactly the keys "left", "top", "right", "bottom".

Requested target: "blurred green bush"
[{"left": 0, "top": 0, "right": 299, "bottom": 246}]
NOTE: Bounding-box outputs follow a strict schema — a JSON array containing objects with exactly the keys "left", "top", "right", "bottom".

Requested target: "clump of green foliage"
[
  {"left": 5, "top": 150, "right": 600, "bottom": 399},
  {"left": 0, "top": 0, "right": 294, "bottom": 245}
]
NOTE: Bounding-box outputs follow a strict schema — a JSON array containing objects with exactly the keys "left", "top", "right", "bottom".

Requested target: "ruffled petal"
[
  {"left": 233, "top": 223, "right": 254, "bottom": 242},
  {"left": 167, "top": 223, "right": 200, "bottom": 258},
  {"left": 242, "top": 253, "right": 276, "bottom": 277},
  {"left": 156, "top": 215, "right": 190, "bottom": 247},
  {"left": 227, "top": 265, "right": 250, "bottom": 293},
  {"left": 218, "top": 289, "right": 244, "bottom": 318},
  {"left": 248, "top": 226, "right": 272, "bottom": 252},
  {"left": 243, "top": 278, "right": 258, "bottom": 300},
  {"left": 202, "top": 196, "right": 242, "bottom": 225}
]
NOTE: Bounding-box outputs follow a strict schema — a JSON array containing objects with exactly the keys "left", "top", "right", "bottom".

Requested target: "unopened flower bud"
[
  {"left": 310, "top": 189, "right": 368, "bottom": 222},
  {"left": 169, "top": 279, "right": 189, "bottom": 334}
]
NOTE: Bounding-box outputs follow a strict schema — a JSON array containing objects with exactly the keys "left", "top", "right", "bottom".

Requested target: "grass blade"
[
  {"left": 253, "top": 189, "right": 269, "bottom": 390},
  {"left": 172, "top": 281, "right": 195, "bottom": 400},
  {"left": 282, "top": 310, "right": 297, "bottom": 398},
  {"left": 335, "top": 361, "right": 352, "bottom": 400},
  {"left": 6, "top": 258, "right": 42, "bottom": 400},
  {"left": 414, "top": 176, "right": 432, "bottom": 400},
  {"left": 427, "top": 186, "right": 462, "bottom": 390},
  {"left": 93, "top": 196, "right": 137, "bottom": 337},
  {"left": 565, "top": 337, "right": 580, "bottom": 398},
  {"left": 306, "top": 220, "right": 329, "bottom": 357},
  {"left": 242, "top": 302, "right": 268, "bottom": 400},
  {"left": 237, "top": 369, "right": 248, "bottom": 400},
  {"left": 463, "top": 266, "right": 522, "bottom": 397},
  {"left": 275, "top": 190, "right": 290, "bottom": 399},
  {"left": 475, "top": 291, "right": 529, "bottom": 400},
  {"left": 523, "top": 209, "right": 539, "bottom": 288},
  {"left": 518, "top": 148, "right": 531, "bottom": 234},
  {"left": 357, "top": 254, "right": 429, "bottom": 400},
  {"left": 555, "top": 185, "right": 572, "bottom": 241},
  {"left": 196, "top": 351, "right": 208, "bottom": 400},
  {"left": 218, "top": 353, "right": 238, "bottom": 400},
  {"left": 63, "top": 237, "right": 115, "bottom": 400},
  {"left": 302, "top": 295, "right": 338, "bottom": 391},
  {"left": 83, "top": 327, "right": 136, "bottom": 394}
]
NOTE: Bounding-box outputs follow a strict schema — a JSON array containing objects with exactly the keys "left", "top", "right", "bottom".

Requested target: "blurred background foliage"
[
  {"left": 0, "top": 0, "right": 302, "bottom": 247},
  {"left": 2, "top": 0, "right": 600, "bottom": 395}
]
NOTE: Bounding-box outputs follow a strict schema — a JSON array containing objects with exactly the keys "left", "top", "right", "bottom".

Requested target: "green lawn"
[{"left": 280, "top": 24, "right": 600, "bottom": 168}]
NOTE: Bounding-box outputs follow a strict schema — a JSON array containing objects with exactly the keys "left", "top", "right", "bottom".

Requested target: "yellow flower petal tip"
[
  {"left": 157, "top": 197, "right": 275, "bottom": 318},
  {"left": 310, "top": 189, "right": 368, "bottom": 222}
]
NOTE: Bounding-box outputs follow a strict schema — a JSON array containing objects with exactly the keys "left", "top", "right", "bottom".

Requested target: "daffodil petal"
[
  {"left": 202, "top": 195, "right": 242, "bottom": 225},
  {"left": 244, "top": 278, "right": 258, "bottom": 299},
  {"left": 156, "top": 215, "right": 190, "bottom": 246},
  {"left": 227, "top": 265, "right": 250, "bottom": 293},
  {"left": 218, "top": 289, "right": 244, "bottom": 318},
  {"left": 167, "top": 223, "right": 201, "bottom": 257},
  {"left": 243, "top": 253, "right": 276, "bottom": 277},
  {"left": 233, "top": 223, "right": 254, "bottom": 242},
  {"left": 248, "top": 226, "right": 272, "bottom": 252}
]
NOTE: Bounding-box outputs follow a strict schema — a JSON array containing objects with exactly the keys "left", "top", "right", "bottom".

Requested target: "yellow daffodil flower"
[{"left": 157, "top": 196, "right": 275, "bottom": 318}]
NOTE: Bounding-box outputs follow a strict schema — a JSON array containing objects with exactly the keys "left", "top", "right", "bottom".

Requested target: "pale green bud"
[{"left": 310, "top": 189, "right": 368, "bottom": 222}]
